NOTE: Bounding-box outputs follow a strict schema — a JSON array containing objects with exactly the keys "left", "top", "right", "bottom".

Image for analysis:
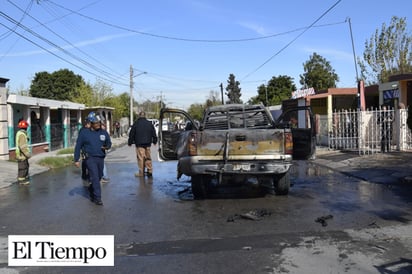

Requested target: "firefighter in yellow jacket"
[{"left": 15, "top": 120, "right": 31, "bottom": 185}]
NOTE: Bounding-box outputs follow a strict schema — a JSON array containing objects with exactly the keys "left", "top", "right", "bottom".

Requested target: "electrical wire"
[
  {"left": 39, "top": 0, "right": 346, "bottom": 88},
  {"left": 0, "top": 11, "right": 127, "bottom": 86},
  {"left": 1, "top": 1, "right": 346, "bottom": 95},
  {"left": 0, "top": 0, "right": 34, "bottom": 62},
  {"left": 0, "top": 0, "right": 33, "bottom": 41},
  {"left": 46, "top": 0, "right": 345, "bottom": 43},
  {"left": 38, "top": 0, "right": 126, "bottom": 80},
  {"left": 242, "top": 0, "right": 343, "bottom": 80},
  {"left": 7, "top": 0, "right": 125, "bottom": 83}
]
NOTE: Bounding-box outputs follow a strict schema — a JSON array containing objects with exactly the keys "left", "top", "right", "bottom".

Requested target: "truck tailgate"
[{"left": 197, "top": 129, "right": 287, "bottom": 157}]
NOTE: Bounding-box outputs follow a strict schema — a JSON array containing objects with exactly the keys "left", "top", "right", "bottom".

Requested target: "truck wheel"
[
  {"left": 274, "top": 172, "right": 290, "bottom": 195},
  {"left": 191, "top": 175, "right": 209, "bottom": 199}
]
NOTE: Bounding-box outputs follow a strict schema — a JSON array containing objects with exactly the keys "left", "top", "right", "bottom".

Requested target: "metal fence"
[
  {"left": 30, "top": 122, "right": 47, "bottom": 144},
  {"left": 50, "top": 123, "right": 64, "bottom": 151},
  {"left": 69, "top": 124, "right": 79, "bottom": 147},
  {"left": 317, "top": 107, "right": 412, "bottom": 154}
]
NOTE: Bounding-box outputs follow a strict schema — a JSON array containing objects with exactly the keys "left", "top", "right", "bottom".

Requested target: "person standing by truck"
[
  {"left": 74, "top": 112, "right": 111, "bottom": 205},
  {"left": 15, "top": 119, "right": 31, "bottom": 185},
  {"left": 128, "top": 111, "right": 157, "bottom": 177}
]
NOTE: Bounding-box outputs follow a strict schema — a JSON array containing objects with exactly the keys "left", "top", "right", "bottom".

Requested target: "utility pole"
[
  {"left": 219, "top": 83, "right": 224, "bottom": 104},
  {"left": 159, "top": 91, "right": 163, "bottom": 110},
  {"left": 129, "top": 65, "right": 134, "bottom": 125},
  {"left": 347, "top": 17, "right": 361, "bottom": 109},
  {"left": 347, "top": 18, "right": 359, "bottom": 81},
  {"left": 129, "top": 65, "right": 147, "bottom": 125}
]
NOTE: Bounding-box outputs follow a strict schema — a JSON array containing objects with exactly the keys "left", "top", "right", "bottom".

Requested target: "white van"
[{"left": 147, "top": 119, "right": 159, "bottom": 135}]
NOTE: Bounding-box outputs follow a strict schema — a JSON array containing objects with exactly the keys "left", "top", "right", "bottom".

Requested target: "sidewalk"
[
  {"left": 0, "top": 136, "right": 128, "bottom": 189},
  {"left": 314, "top": 148, "right": 412, "bottom": 185}
]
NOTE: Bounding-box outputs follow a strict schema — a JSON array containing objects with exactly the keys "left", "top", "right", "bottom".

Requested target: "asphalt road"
[{"left": 1, "top": 144, "right": 412, "bottom": 273}]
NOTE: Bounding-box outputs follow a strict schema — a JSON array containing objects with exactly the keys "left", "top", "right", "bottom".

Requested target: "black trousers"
[
  {"left": 17, "top": 159, "right": 29, "bottom": 179},
  {"left": 81, "top": 158, "right": 89, "bottom": 180}
]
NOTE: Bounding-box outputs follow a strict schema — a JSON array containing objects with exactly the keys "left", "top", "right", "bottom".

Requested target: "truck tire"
[
  {"left": 274, "top": 172, "right": 290, "bottom": 195},
  {"left": 191, "top": 175, "right": 209, "bottom": 199}
]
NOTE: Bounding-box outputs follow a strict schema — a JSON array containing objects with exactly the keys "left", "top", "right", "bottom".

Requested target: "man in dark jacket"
[
  {"left": 74, "top": 112, "right": 112, "bottom": 205},
  {"left": 128, "top": 111, "right": 157, "bottom": 177}
]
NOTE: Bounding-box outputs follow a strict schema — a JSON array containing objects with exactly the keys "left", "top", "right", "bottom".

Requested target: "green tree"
[
  {"left": 249, "top": 75, "right": 296, "bottom": 106},
  {"left": 225, "top": 74, "right": 242, "bottom": 104},
  {"left": 358, "top": 16, "right": 412, "bottom": 84},
  {"left": 139, "top": 99, "right": 163, "bottom": 119},
  {"left": 248, "top": 84, "right": 267, "bottom": 105},
  {"left": 299, "top": 52, "right": 339, "bottom": 91},
  {"left": 11, "top": 84, "right": 29, "bottom": 96},
  {"left": 30, "top": 69, "right": 85, "bottom": 100},
  {"left": 69, "top": 82, "right": 94, "bottom": 106},
  {"left": 187, "top": 103, "right": 205, "bottom": 121},
  {"left": 103, "top": 92, "right": 129, "bottom": 122},
  {"left": 91, "top": 80, "right": 113, "bottom": 106},
  {"left": 30, "top": 71, "right": 53, "bottom": 98},
  {"left": 205, "top": 90, "right": 221, "bottom": 107},
  {"left": 186, "top": 91, "right": 221, "bottom": 121},
  {"left": 116, "top": 92, "right": 131, "bottom": 118},
  {"left": 28, "top": 68, "right": 134, "bottom": 122}
]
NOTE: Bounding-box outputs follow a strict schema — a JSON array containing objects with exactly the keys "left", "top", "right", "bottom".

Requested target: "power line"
[
  {"left": 0, "top": 0, "right": 34, "bottom": 63},
  {"left": 7, "top": 0, "right": 124, "bottom": 83},
  {"left": 33, "top": 1, "right": 346, "bottom": 89},
  {"left": 242, "top": 0, "right": 343, "bottom": 80},
  {"left": 0, "top": 0, "right": 33, "bottom": 41},
  {"left": 0, "top": 11, "right": 127, "bottom": 86},
  {"left": 46, "top": 0, "right": 345, "bottom": 43},
  {"left": 1, "top": 1, "right": 348, "bottom": 95}
]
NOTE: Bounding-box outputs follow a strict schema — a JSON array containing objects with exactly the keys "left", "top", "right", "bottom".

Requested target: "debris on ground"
[
  {"left": 315, "top": 214, "right": 333, "bottom": 226},
  {"left": 177, "top": 187, "right": 191, "bottom": 195},
  {"left": 227, "top": 208, "right": 272, "bottom": 222},
  {"left": 367, "top": 221, "right": 380, "bottom": 228}
]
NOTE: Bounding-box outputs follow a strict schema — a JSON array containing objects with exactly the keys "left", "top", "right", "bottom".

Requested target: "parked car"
[
  {"left": 161, "top": 120, "right": 173, "bottom": 131},
  {"left": 147, "top": 119, "right": 159, "bottom": 135}
]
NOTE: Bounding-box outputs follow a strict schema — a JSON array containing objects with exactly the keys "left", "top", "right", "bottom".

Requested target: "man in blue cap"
[{"left": 74, "top": 112, "right": 112, "bottom": 205}]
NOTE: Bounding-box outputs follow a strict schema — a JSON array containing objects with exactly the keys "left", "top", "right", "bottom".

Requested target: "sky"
[{"left": 1, "top": 0, "right": 411, "bottom": 110}]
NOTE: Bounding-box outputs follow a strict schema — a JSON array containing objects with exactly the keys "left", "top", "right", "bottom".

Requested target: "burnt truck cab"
[{"left": 158, "top": 104, "right": 316, "bottom": 199}]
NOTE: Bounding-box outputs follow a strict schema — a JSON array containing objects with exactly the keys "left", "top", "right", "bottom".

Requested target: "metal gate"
[{"left": 327, "top": 107, "right": 412, "bottom": 154}]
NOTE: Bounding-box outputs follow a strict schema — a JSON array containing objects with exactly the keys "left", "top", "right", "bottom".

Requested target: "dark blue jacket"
[
  {"left": 74, "top": 128, "right": 112, "bottom": 162},
  {"left": 128, "top": 117, "right": 157, "bottom": 147}
]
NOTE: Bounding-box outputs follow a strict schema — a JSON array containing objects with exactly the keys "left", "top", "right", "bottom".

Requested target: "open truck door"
[
  {"left": 158, "top": 108, "right": 198, "bottom": 161},
  {"left": 275, "top": 106, "right": 316, "bottom": 160}
]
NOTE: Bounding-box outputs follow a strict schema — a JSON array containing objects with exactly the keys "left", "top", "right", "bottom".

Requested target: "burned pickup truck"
[{"left": 159, "top": 104, "right": 315, "bottom": 199}]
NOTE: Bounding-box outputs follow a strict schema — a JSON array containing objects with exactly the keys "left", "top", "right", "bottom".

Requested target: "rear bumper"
[{"left": 178, "top": 155, "right": 292, "bottom": 176}]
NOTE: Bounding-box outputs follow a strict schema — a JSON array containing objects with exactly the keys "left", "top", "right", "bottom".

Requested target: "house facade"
[
  {"left": 379, "top": 74, "right": 412, "bottom": 108},
  {"left": 0, "top": 78, "right": 115, "bottom": 160},
  {"left": 283, "top": 76, "right": 412, "bottom": 152}
]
